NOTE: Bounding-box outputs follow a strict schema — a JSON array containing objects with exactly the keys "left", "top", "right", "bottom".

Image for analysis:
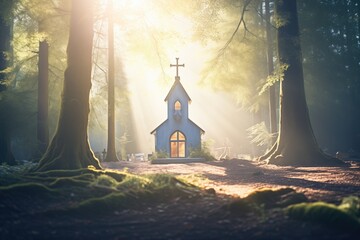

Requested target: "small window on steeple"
[{"left": 174, "top": 101, "right": 181, "bottom": 111}]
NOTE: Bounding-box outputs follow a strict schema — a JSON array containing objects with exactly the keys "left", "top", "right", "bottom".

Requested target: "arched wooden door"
[{"left": 170, "top": 131, "right": 186, "bottom": 158}]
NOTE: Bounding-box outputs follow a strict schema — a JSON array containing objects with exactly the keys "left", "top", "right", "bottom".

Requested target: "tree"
[
  {"left": 0, "top": 1, "right": 17, "bottom": 165},
  {"left": 258, "top": 0, "right": 344, "bottom": 166},
  {"left": 34, "top": 0, "right": 102, "bottom": 171},
  {"left": 104, "top": 0, "right": 119, "bottom": 162},
  {"left": 36, "top": 37, "right": 49, "bottom": 156},
  {"left": 264, "top": 0, "right": 277, "bottom": 135}
]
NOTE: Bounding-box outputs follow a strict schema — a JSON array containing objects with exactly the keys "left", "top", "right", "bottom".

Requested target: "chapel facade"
[{"left": 151, "top": 58, "right": 204, "bottom": 158}]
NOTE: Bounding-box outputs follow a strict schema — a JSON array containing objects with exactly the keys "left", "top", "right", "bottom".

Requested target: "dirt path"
[{"left": 103, "top": 159, "right": 360, "bottom": 202}]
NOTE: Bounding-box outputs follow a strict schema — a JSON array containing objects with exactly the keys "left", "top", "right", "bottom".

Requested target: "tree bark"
[
  {"left": 265, "top": 0, "right": 277, "bottom": 135},
  {"left": 104, "top": 0, "right": 119, "bottom": 162},
  {"left": 0, "top": 16, "right": 16, "bottom": 165},
  {"left": 36, "top": 39, "right": 49, "bottom": 157},
  {"left": 34, "top": 0, "right": 101, "bottom": 171},
  {"left": 258, "top": 0, "right": 345, "bottom": 166}
]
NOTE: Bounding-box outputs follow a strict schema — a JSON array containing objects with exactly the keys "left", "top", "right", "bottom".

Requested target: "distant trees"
[
  {"left": 299, "top": 0, "right": 360, "bottom": 153},
  {"left": 104, "top": 0, "right": 119, "bottom": 162},
  {"left": 0, "top": 5, "right": 16, "bottom": 165},
  {"left": 35, "top": 0, "right": 101, "bottom": 171}
]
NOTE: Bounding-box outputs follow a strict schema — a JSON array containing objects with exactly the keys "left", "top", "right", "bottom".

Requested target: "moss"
[
  {"left": 93, "top": 174, "right": 118, "bottom": 188},
  {"left": 227, "top": 198, "right": 262, "bottom": 216},
  {"left": 29, "top": 168, "right": 94, "bottom": 178},
  {"left": 49, "top": 177, "right": 91, "bottom": 188},
  {"left": 68, "top": 174, "right": 200, "bottom": 216},
  {"left": 339, "top": 196, "right": 360, "bottom": 218},
  {"left": 0, "top": 182, "right": 55, "bottom": 196},
  {"left": 224, "top": 188, "right": 308, "bottom": 217},
  {"left": 286, "top": 201, "right": 360, "bottom": 232},
  {"left": 245, "top": 188, "right": 307, "bottom": 208},
  {"left": 116, "top": 174, "right": 150, "bottom": 191},
  {"left": 73, "top": 192, "right": 128, "bottom": 215},
  {"left": 99, "top": 170, "right": 126, "bottom": 182}
]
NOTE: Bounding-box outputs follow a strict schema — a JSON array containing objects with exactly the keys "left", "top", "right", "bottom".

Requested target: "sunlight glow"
[{"left": 90, "top": 0, "right": 255, "bottom": 157}]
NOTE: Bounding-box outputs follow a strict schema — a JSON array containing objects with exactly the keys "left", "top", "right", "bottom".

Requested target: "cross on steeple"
[{"left": 170, "top": 57, "right": 185, "bottom": 79}]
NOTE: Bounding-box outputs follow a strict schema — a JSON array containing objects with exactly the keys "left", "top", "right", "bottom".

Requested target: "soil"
[
  {"left": 103, "top": 159, "right": 360, "bottom": 202},
  {"left": 1, "top": 159, "right": 360, "bottom": 240}
]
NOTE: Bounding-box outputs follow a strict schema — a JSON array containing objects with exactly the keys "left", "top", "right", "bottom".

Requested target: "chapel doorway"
[{"left": 170, "top": 131, "right": 186, "bottom": 158}]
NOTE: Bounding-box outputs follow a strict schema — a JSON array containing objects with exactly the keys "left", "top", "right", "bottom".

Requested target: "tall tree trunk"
[
  {"left": 34, "top": 0, "right": 101, "bottom": 171},
  {"left": 104, "top": 0, "right": 119, "bottom": 162},
  {"left": 258, "top": 0, "right": 344, "bottom": 166},
  {"left": 265, "top": 0, "right": 277, "bottom": 135},
  {"left": 0, "top": 16, "right": 16, "bottom": 165},
  {"left": 36, "top": 39, "right": 49, "bottom": 157}
]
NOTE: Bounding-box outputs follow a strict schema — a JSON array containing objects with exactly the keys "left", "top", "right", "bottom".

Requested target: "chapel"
[{"left": 151, "top": 58, "right": 204, "bottom": 158}]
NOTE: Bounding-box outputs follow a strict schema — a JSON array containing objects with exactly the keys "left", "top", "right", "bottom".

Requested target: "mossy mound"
[
  {"left": 286, "top": 197, "right": 360, "bottom": 232},
  {"left": 245, "top": 188, "right": 308, "bottom": 208},
  {"left": 69, "top": 173, "right": 200, "bottom": 216},
  {"left": 225, "top": 188, "right": 308, "bottom": 216}
]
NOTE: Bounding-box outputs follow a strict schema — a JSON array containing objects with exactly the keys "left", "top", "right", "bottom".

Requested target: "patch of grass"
[{"left": 286, "top": 199, "right": 360, "bottom": 232}]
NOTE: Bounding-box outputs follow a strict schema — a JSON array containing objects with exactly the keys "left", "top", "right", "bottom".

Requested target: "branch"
[{"left": 217, "top": 0, "right": 253, "bottom": 58}]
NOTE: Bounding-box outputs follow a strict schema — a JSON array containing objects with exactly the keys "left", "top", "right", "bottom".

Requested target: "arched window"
[
  {"left": 170, "top": 131, "right": 186, "bottom": 158},
  {"left": 174, "top": 100, "right": 181, "bottom": 111}
]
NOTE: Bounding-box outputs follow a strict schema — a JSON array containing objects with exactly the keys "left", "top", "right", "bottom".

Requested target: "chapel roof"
[
  {"left": 150, "top": 118, "right": 205, "bottom": 135},
  {"left": 164, "top": 77, "right": 192, "bottom": 103}
]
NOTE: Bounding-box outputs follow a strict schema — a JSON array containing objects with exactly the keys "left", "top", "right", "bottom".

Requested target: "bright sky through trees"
[{"left": 89, "top": 0, "right": 254, "bottom": 157}]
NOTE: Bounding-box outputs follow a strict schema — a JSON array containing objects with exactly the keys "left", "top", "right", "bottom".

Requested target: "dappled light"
[{"left": 1, "top": 0, "right": 360, "bottom": 239}]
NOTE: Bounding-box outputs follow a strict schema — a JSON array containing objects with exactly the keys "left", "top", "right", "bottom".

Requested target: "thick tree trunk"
[
  {"left": 35, "top": 0, "right": 101, "bottom": 171},
  {"left": 104, "top": 0, "right": 119, "bottom": 162},
  {"left": 258, "top": 0, "right": 344, "bottom": 166},
  {"left": 36, "top": 39, "right": 49, "bottom": 156},
  {"left": 0, "top": 16, "right": 16, "bottom": 165}
]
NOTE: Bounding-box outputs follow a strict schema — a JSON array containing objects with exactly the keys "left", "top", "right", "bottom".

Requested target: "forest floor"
[{"left": 1, "top": 159, "right": 360, "bottom": 240}]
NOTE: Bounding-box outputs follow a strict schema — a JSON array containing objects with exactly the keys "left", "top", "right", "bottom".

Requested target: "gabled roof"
[
  {"left": 150, "top": 118, "right": 205, "bottom": 135},
  {"left": 150, "top": 119, "right": 168, "bottom": 135},
  {"left": 164, "top": 77, "right": 192, "bottom": 103},
  {"left": 189, "top": 119, "right": 205, "bottom": 134}
]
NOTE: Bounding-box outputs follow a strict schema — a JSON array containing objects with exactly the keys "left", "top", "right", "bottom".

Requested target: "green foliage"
[
  {"left": 189, "top": 142, "right": 216, "bottom": 161},
  {"left": 195, "top": 0, "right": 269, "bottom": 112},
  {"left": 259, "top": 63, "right": 289, "bottom": 95},
  {"left": 286, "top": 198, "right": 360, "bottom": 232},
  {"left": 149, "top": 150, "right": 169, "bottom": 161},
  {"left": 247, "top": 122, "right": 276, "bottom": 149}
]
